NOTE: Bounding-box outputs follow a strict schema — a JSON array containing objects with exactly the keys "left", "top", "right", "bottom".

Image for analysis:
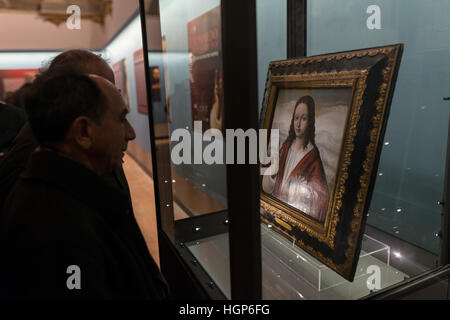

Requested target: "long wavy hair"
[{"left": 284, "top": 95, "right": 316, "bottom": 149}]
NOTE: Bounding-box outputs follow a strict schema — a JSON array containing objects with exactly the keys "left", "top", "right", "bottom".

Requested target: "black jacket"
[
  {"left": 0, "top": 150, "right": 168, "bottom": 299},
  {"left": 0, "top": 122, "right": 133, "bottom": 217}
]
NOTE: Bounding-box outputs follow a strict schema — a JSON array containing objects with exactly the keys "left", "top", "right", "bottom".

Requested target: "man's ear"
[{"left": 69, "top": 116, "right": 95, "bottom": 150}]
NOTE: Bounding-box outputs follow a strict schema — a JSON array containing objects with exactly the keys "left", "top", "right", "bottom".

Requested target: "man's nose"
[{"left": 126, "top": 120, "right": 136, "bottom": 141}]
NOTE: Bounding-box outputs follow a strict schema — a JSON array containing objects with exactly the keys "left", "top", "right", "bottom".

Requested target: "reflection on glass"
[
  {"left": 144, "top": 0, "right": 231, "bottom": 299},
  {"left": 158, "top": 0, "right": 227, "bottom": 220}
]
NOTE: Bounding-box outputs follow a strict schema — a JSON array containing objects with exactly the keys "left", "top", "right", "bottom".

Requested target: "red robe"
[{"left": 272, "top": 141, "right": 330, "bottom": 223}]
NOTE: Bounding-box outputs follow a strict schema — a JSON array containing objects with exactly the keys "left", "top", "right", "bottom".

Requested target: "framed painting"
[
  {"left": 260, "top": 44, "right": 403, "bottom": 281},
  {"left": 149, "top": 66, "right": 161, "bottom": 102},
  {"left": 0, "top": 69, "right": 38, "bottom": 102},
  {"left": 134, "top": 48, "right": 149, "bottom": 115},
  {"left": 188, "top": 5, "right": 223, "bottom": 133},
  {"left": 112, "top": 59, "right": 130, "bottom": 107}
]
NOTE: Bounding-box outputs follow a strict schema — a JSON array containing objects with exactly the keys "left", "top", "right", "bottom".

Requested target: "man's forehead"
[
  {"left": 86, "top": 60, "right": 115, "bottom": 83},
  {"left": 89, "top": 74, "right": 129, "bottom": 112},
  {"left": 89, "top": 74, "right": 120, "bottom": 96},
  {"left": 88, "top": 73, "right": 113, "bottom": 85}
]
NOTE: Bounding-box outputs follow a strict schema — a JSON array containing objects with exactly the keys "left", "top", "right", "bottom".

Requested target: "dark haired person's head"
[
  {"left": 47, "top": 49, "right": 115, "bottom": 84},
  {"left": 17, "top": 50, "right": 114, "bottom": 115},
  {"left": 26, "top": 68, "right": 135, "bottom": 175},
  {"left": 288, "top": 95, "right": 316, "bottom": 148},
  {"left": 10, "top": 83, "right": 33, "bottom": 110}
]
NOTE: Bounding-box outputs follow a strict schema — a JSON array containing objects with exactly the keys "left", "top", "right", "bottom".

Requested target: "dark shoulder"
[
  {"left": 0, "top": 123, "right": 38, "bottom": 171},
  {"left": 0, "top": 102, "right": 27, "bottom": 126},
  {"left": 8, "top": 122, "right": 38, "bottom": 151}
]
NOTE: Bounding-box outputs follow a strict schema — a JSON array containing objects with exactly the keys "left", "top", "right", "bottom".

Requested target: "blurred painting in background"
[{"left": 0, "top": 69, "right": 38, "bottom": 104}]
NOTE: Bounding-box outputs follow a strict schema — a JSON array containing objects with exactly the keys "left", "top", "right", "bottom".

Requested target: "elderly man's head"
[
  {"left": 47, "top": 49, "right": 115, "bottom": 84},
  {"left": 26, "top": 68, "right": 135, "bottom": 175}
]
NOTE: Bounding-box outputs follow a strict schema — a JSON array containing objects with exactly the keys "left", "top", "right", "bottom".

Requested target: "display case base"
[{"left": 186, "top": 223, "right": 409, "bottom": 299}]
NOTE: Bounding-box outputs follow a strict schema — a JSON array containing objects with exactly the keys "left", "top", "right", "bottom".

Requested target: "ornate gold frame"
[{"left": 259, "top": 44, "right": 403, "bottom": 280}]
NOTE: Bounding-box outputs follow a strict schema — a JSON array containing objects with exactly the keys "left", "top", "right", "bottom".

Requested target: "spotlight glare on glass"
[
  {"left": 393, "top": 251, "right": 402, "bottom": 259},
  {"left": 296, "top": 291, "right": 304, "bottom": 299},
  {"left": 384, "top": 142, "right": 390, "bottom": 145}
]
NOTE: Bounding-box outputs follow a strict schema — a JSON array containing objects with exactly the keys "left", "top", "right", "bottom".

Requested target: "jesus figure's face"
[{"left": 294, "top": 103, "right": 309, "bottom": 139}]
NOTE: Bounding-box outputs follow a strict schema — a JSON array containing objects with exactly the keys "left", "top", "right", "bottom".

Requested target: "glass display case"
[
  {"left": 139, "top": 0, "right": 260, "bottom": 299},
  {"left": 186, "top": 224, "right": 411, "bottom": 299},
  {"left": 138, "top": 0, "right": 449, "bottom": 300}
]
